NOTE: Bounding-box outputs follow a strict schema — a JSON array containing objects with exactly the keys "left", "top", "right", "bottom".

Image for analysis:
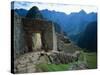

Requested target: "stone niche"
[{"left": 22, "top": 18, "right": 57, "bottom": 52}]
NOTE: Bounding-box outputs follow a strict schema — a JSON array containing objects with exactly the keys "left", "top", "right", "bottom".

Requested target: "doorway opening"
[{"left": 32, "top": 32, "right": 42, "bottom": 51}]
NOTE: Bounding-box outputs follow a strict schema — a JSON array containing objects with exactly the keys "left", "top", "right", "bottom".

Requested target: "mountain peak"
[
  {"left": 79, "top": 9, "right": 87, "bottom": 14},
  {"left": 26, "top": 6, "right": 43, "bottom": 19}
]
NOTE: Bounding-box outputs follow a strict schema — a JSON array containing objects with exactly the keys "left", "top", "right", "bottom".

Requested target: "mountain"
[
  {"left": 26, "top": 6, "right": 43, "bottom": 19},
  {"left": 77, "top": 21, "right": 97, "bottom": 52},
  {"left": 42, "top": 9, "right": 97, "bottom": 35},
  {"left": 14, "top": 9, "right": 28, "bottom": 17}
]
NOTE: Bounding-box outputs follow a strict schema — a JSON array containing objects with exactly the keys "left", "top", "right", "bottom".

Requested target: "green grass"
[
  {"left": 77, "top": 49, "right": 97, "bottom": 69},
  {"left": 85, "top": 52, "right": 97, "bottom": 69},
  {"left": 36, "top": 64, "right": 70, "bottom": 72}
]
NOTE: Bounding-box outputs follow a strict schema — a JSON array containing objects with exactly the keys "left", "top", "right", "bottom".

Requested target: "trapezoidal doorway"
[{"left": 22, "top": 18, "right": 57, "bottom": 52}]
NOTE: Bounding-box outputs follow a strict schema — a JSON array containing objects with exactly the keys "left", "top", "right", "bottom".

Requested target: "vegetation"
[
  {"left": 78, "top": 50, "right": 97, "bottom": 69},
  {"left": 36, "top": 64, "right": 70, "bottom": 72},
  {"left": 85, "top": 52, "right": 97, "bottom": 69},
  {"left": 26, "top": 6, "right": 43, "bottom": 19}
]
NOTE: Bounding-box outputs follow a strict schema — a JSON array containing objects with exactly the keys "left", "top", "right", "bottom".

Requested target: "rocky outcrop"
[{"left": 49, "top": 51, "right": 81, "bottom": 64}]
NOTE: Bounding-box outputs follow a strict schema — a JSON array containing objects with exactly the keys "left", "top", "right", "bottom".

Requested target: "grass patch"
[
  {"left": 85, "top": 52, "right": 97, "bottom": 69},
  {"left": 36, "top": 64, "right": 70, "bottom": 72}
]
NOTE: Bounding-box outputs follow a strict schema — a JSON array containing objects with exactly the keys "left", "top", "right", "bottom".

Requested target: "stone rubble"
[{"left": 14, "top": 50, "right": 88, "bottom": 73}]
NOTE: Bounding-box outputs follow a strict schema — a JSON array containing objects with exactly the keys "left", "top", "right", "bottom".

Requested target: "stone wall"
[
  {"left": 22, "top": 18, "right": 55, "bottom": 52},
  {"left": 14, "top": 13, "right": 28, "bottom": 58},
  {"left": 14, "top": 14, "right": 57, "bottom": 58},
  {"left": 42, "top": 24, "right": 53, "bottom": 51}
]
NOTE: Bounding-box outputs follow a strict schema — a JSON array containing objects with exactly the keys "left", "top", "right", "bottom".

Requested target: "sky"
[{"left": 11, "top": 1, "right": 97, "bottom": 14}]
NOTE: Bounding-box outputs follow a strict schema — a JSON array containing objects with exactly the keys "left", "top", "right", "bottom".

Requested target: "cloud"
[{"left": 11, "top": 1, "right": 97, "bottom": 14}]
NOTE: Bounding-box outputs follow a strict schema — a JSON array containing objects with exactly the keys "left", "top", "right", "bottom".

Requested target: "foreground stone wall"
[{"left": 14, "top": 13, "right": 28, "bottom": 58}]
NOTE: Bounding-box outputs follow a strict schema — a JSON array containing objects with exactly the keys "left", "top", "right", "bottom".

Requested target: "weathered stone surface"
[
  {"left": 46, "top": 51, "right": 81, "bottom": 64},
  {"left": 14, "top": 51, "right": 51, "bottom": 73},
  {"left": 14, "top": 13, "right": 28, "bottom": 58}
]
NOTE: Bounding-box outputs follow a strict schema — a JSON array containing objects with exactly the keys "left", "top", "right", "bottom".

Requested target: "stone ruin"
[{"left": 13, "top": 12, "right": 57, "bottom": 58}]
